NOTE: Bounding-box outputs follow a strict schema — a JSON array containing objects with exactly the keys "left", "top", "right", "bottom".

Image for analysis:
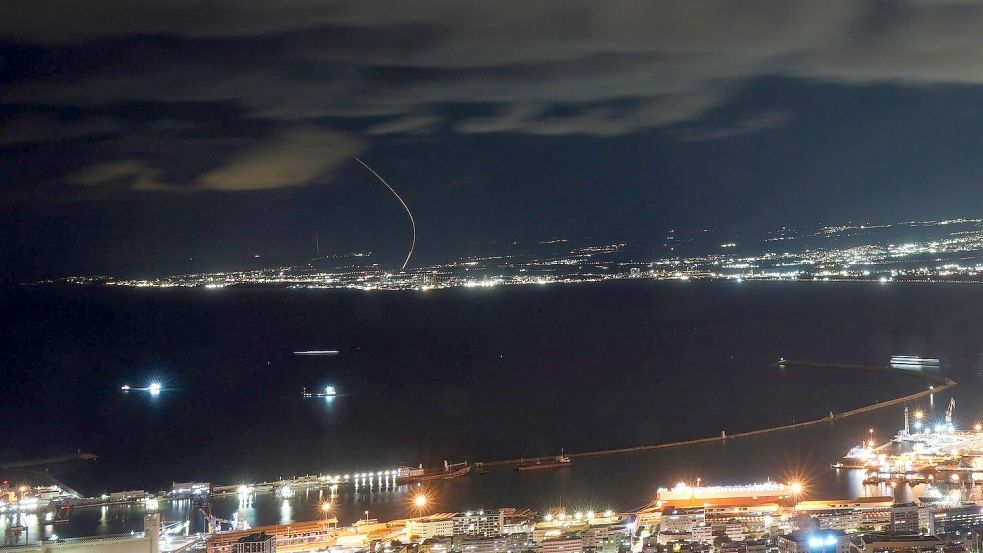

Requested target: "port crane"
[
  {"left": 198, "top": 503, "right": 250, "bottom": 533},
  {"left": 946, "top": 398, "right": 956, "bottom": 426}
]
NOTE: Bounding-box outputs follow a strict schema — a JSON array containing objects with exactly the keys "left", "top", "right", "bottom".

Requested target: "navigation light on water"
[
  {"left": 121, "top": 383, "right": 163, "bottom": 394},
  {"left": 325, "top": 386, "right": 336, "bottom": 396}
]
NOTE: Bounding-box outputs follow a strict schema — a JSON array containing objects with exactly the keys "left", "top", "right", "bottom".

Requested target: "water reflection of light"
[
  {"left": 280, "top": 499, "right": 293, "bottom": 524},
  {"left": 238, "top": 494, "right": 254, "bottom": 510}
]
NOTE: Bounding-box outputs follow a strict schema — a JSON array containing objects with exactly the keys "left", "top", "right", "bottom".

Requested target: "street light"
[
  {"left": 791, "top": 481, "right": 803, "bottom": 506},
  {"left": 320, "top": 502, "right": 331, "bottom": 521},
  {"left": 414, "top": 494, "right": 427, "bottom": 508}
]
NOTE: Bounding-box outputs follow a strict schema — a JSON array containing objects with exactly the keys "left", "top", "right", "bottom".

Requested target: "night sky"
[{"left": 4, "top": 2, "right": 983, "bottom": 281}]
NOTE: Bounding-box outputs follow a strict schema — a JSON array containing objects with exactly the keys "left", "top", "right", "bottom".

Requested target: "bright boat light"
[{"left": 148, "top": 382, "right": 162, "bottom": 395}]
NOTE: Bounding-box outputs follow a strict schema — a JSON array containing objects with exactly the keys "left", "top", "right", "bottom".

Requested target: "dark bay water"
[{"left": 3, "top": 281, "right": 983, "bottom": 539}]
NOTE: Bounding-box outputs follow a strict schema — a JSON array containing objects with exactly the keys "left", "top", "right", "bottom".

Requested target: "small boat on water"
[
  {"left": 517, "top": 450, "right": 572, "bottom": 472},
  {"left": 302, "top": 386, "right": 337, "bottom": 398}
]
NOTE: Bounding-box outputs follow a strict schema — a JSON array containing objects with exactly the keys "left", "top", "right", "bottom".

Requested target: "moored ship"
[
  {"left": 398, "top": 461, "right": 472, "bottom": 482},
  {"left": 890, "top": 355, "right": 940, "bottom": 368},
  {"left": 517, "top": 451, "right": 572, "bottom": 472}
]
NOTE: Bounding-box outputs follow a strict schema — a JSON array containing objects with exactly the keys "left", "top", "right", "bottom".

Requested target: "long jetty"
[{"left": 479, "top": 360, "right": 956, "bottom": 467}]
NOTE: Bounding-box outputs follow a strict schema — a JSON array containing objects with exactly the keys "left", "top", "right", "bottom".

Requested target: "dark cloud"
[
  {"left": 674, "top": 111, "right": 790, "bottom": 142},
  {"left": 7, "top": 1, "right": 983, "bottom": 145},
  {"left": 5, "top": 0, "right": 983, "bottom": 195},
  {"left": 0, "top": 113, "right": 125, "bottom": 146},
  {"left": 65, "top": 128, "right": 362, "bottom": 192}
]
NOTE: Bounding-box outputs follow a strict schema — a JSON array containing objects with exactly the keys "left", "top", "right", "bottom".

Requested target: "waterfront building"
[
  {"left": 502, "top": 509, "right": 538, "bottom": 535},
  {"left": 230, "top": 533, "right": 275, "bottom": 553},
  {"left": 858, "top": 534, "right": 943, "bottom": 553},
  {"left": 794, "top": 498, "right": 893, "bottom": 533},
  {"left": 459, "top": 533, "right": 531, "bottom": 553},
  {"left": 744, "top": 540, "right": 768, "bottom": 553},
  {"left": 660, "top": 507, "right": 706, "bottom": 534},
  {"left": 891, "top": 504, "right": 921, "bottom": 535},
  {"left": 207, "top": 519, "right": 337, "bottom": 553},
  {"left": 583, "top": 522, "right": 631, "bottom": 553},
  {"left": 407, "top": 514, "right": 456, "bottom": 540},
  {"left": 109, "top": 490, "right": 146, "bottom": 502},
  {"left": 534, "top": 511, "right": 626, "bottom": 543},
  {"left": 1, "top": 515, "right": 160, "bottom": 553},
  {"left": 930, "top": 505, "right": 983, "bottom": 537},
  {"left": 690, "top": 526, "right": 714, "bottom": 545},
  {"left": 419, "top": 538, "right": 453, "bottom": 553},
  {"left": 776, "top": 530, "right": 850, "bottom": 553},
  {"left": 645, "top": 541, "right": 713, "bottom": 553},
  {"left": 718, "top": 523, "right": 745, "bottom": 542},
  {"left": 171, "top": 482, "right": 210, "bottom": 496},
  {"left": 919, "top": 509, "right": 935, "bottom": 537},
  {"left": 655, "top": 532, "right": 689, "bottom": 546},
  {"left": 541, "top": 535, "right": 584, "bottom": 553},
  {"left": 454, "top": 510, "right": 505, "bottom": 537},
  {"left": 705, "top": 505, "right": 780, "bottom": 535}
]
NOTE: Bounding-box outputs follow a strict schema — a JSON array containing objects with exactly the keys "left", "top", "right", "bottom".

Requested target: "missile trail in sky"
[{"left": 354, "top": 157, "right": 416, "bottom": 271}]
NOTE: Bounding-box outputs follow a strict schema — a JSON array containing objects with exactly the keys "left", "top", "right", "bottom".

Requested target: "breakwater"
[{"left": 480, "top": 360, "right": 955, "bottom": 467}]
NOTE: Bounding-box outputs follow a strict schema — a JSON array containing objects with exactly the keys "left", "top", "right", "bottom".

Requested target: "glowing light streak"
[{"left": 354, "top": 157, "right": 416, "bottom": 271}]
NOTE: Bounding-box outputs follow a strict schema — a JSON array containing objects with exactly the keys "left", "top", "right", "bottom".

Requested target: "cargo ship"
[
  {"left": 397, "top": 462, "right": 472, "bottom": 483},
  {"left": 656, "top": 481, "right": 796, "bottom": 507},
  {"left": 890, "top": 355, "right": 940, "bottom": 368},
  {"left": 517, "top": 451, "right": 572, "bottom": 472}
]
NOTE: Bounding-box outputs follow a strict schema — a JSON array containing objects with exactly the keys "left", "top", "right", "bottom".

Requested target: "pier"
[{"left": 479, "top": 359, "right": 956, "bottom": 467}]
